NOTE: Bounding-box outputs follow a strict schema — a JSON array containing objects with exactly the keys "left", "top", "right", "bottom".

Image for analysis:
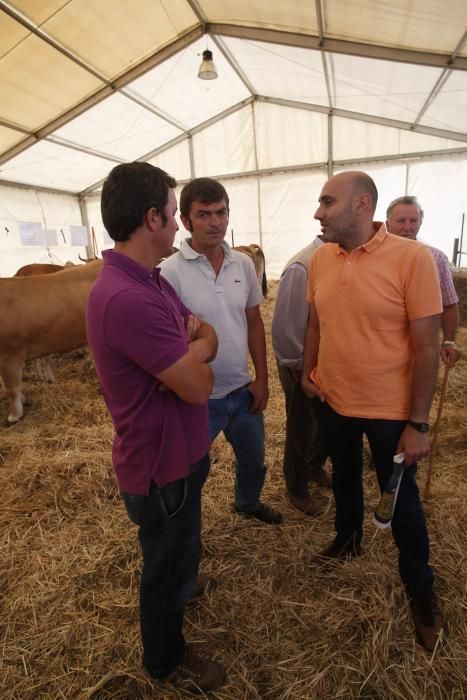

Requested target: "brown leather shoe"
[
  {"left": 188, "top": 573, "right": 216, "bottom": 603},
  {"left": 309, "top": 467, "right": 333, "bottom": 490},
  {"left": 235, "top": 502, "right": 283, "bottom": 524},
  {"left": 410, "top": 592, "right": 444, "bottom": 652},
  {"left": 287, "top": 490, "right": 324, "bottom": 516},
  {"left": 167, "top": 645, "right": 226, "bottom": 694}
]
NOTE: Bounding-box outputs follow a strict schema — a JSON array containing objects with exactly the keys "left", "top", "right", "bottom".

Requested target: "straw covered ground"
[{"left": 1, "top": 280, "right": 466, "bottom": 700}]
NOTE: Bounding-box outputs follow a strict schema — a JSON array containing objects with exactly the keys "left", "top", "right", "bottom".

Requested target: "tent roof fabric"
[{"left": 0, "top": 0, "right": 466, "bottom": 194}]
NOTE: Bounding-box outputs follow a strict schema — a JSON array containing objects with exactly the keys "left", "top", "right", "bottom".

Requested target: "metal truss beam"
[{"left": 207, "top": 23, "right": 467, "bottom": 71}]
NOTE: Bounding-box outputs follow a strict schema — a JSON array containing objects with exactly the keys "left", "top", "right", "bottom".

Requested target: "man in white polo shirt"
[{"left": 160, "top": 177, "right": 282, "bottom": 524}]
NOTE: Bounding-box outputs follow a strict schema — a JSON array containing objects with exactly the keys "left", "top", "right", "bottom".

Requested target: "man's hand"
[
  {"left": 301, "top": 375, "right": 325, "bottom": 401},
  {"left": 248, "top": 378, "right": 269, "bottom": 413},
  {"left": 440, "top": 343, "right": 460, "bottom": 367},
  {"left": 397, "top": 425, "right": 431, "bottom": 465},
  {"left": 185, "top": 313, "right": 201, "bottom": 341},
  {"left": 186, "top": 318, "right": 218, "bottom": 363}
]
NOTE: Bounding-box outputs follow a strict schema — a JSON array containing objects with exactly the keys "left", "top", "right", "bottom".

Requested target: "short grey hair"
[{"left": 386, "top": 196, "right": 424, "bottom": 220}]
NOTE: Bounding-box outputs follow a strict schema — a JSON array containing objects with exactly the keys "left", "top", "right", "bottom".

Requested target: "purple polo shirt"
[{"left": 86, "top": 249, "right": 210, "bottom": 494}]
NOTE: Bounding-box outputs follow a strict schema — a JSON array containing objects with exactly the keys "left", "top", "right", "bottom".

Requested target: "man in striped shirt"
[{"left": 386, "top": 196, "right": 460, "bottom": 367}]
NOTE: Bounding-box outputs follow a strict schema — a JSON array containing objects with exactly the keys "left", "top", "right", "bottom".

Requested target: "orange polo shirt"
[{"left": 307, "top": 223, "right": 442, "bottom": 420}]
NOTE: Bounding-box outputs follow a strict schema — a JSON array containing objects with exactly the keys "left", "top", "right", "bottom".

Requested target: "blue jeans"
[
  {"left": 209, "top": 385, "right": 266, "bottom": 512},
  {"left": 316, "top": 401, "right": 434, "bottom": 597},
  {"left": 121, "top": 455, "right": 210, "bottom": 678}
]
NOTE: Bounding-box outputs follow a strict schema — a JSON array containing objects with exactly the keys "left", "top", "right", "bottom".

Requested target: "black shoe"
[
  {"left": 187, "top": 574, "right": 216, "bottom": 604},
  {"left": 313, "top": 534, "right": 362, "bottom": 564},
  {"left": 235, "top": 502, "right": 283, "bottom": 524}
]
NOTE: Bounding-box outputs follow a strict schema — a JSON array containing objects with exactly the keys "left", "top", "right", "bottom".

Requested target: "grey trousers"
[{"left": 277, "top": 362, "right": 327, "bottom": 497}]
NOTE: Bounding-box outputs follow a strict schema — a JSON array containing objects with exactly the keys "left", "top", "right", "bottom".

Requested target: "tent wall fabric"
[
  {"left": 0, "top": 184, "right": 89, "bottom": 275},
  {"left": 1, "top": 1, "right": 466, "bottom": 276}
]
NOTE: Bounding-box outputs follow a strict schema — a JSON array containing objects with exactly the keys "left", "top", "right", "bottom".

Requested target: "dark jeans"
[
  {"left": 209, "top": 385, "right": 266, "bottom": 511},
  {"left": 277, "top": 363, "right": 327, "bottom": 496},
  {"left": 316, "top": 402, "right": 434, "bottom": 597},
  {"left": 121, "top": 455, "right": 210, "bottom": 678}
]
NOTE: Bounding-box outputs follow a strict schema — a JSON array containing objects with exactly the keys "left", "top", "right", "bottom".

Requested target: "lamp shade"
[{"left": 198, "top": 49, "right": 218, "bottom": 80}]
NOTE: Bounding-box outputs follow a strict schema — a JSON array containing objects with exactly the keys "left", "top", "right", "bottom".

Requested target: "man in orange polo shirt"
[{"left": 302, "top": 171, "right": 444, "bottom": 652}]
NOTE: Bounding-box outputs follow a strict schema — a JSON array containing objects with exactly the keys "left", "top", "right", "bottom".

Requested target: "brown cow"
[
  {"left": 233, "top": 244, "right": 268, "bottom": 297},
  {"left": 0, "top": 260, "right": 102, "bottom": 423},
  {"left": 14, "top": 263, "right": 71, "bottom": 381},
  {"left": 14, "top": 263, "right": 66, "bottom": 277}
]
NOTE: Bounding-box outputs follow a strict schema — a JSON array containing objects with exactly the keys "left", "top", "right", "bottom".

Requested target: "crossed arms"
[{"left": 157, "top": 316, "right": 218, "bottom": 404}]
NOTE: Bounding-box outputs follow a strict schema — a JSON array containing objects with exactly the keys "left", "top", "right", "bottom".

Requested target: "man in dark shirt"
[{"left": 86, "top": 162, "right": 225, "bottom": 694}]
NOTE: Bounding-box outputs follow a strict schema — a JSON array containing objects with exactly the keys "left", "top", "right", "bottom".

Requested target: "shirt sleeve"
[
  {"left": 103, "top": 289, "right": 189, "bottom": 376},
  {"left": 272, "top": 264, "right": 309, "bottom": 368},
  {"left": 159, "top": 275, "right": 192, "bottom": 324},
  {"left": 432, "top": 248, "right": 459, "bottom": 306},
  {"left": 405, "top": 246, "right": 443, "bottom": 320}
]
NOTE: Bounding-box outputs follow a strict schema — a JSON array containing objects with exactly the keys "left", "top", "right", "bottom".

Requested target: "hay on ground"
[{"left": 0, "top": 282, "right": 466, "bottom": 699}]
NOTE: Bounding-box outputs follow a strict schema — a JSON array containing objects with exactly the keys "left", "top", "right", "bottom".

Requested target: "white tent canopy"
[{"left": 1, "top": 0, "right": 466, "bottom": 276}]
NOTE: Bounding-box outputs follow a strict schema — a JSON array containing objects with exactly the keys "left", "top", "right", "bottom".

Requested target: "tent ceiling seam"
[
  {"left": 412, "top": 71, "right": 452, "bottom": 128},
  {"left": 119, "top": 90, "right": 186, "bottom": 131},
  {"left": 321, "top": 52, "right": 333, "bottom": 109},
  {"left": 45, "top": 136, "right": 125, "bottom": 164},
  {"left": 412, "top": 29, "right": 467, "bottom": 127},
  {"left": 173, "top": 147, "right": 467, "bottom": 184},
  {"left": 447, "top": 29, "right": 467, "bottom": 65},
  {"left": 211, "top": 35, "right": 256, "bottom": 96},
  {"left": 258, "top": 96, "right": 467, "bottom": 143},
  {"left": 0, "top": 118, "right": 30, "bottom": 135},
  {"left": 315, "top": 0, "right": 325, "bottom": 45},
  {"left": 0, "top": 177, "right": 77, "bottom": 196},
  {"left": 207, "top": 23, "right": 467, "bottom": 71},
  {"left": 0, "top": 2, "right": 106, "bottom": 81},
  {"left": 3, "top": 145, "right": 466, "bottom": 199},
  {"left": 185, "top": 0, "right": 207, "bottom": 24}
]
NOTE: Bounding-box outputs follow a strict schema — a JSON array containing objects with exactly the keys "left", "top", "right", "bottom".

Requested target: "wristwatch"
[{"left": 406, "top": 420, "right": 429, "bottom": 433}]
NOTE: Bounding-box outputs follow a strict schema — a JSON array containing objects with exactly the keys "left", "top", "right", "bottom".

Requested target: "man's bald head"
[{"left": 328, "top": 171, "right": 378, "bottom": 214}]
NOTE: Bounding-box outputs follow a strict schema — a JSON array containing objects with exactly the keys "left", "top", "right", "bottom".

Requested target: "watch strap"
[{"left": 407, "top": 420, "right": 429, "bottom": 433}]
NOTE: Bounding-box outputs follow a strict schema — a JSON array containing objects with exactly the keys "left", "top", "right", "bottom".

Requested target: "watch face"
[{"left": 409, "top": 420, "right": 429, "bottom": 433}]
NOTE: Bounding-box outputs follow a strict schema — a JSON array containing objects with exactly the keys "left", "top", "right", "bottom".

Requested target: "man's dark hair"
[
  {"left": 180, "top": 177, "right": 230, "bottom": 219},
  {"left": 386, "top": 195, "right": 424, "bottom": 220},
  {"left": 101, "top": 162, "right": 176, "bottom": 242}
]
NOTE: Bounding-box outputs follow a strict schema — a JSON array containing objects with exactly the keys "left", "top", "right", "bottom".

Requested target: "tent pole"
[
  {"left": 328, "top": 114, "right": 333, "bottom": 178},
  {"left": 252, "top": 101, "right": 263, "bottom": 248},
  {"left": 79, "top": 196, "right": 93, "bottom": 259}
]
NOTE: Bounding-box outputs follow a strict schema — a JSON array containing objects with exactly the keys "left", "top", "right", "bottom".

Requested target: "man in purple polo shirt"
[{"left": 86, "top": 162, "right": 225, "bottom": 694}]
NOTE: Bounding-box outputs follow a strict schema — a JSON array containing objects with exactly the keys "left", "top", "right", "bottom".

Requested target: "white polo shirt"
[{"left": 159, "top": 239, "right": 263, "bottom": 399}]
